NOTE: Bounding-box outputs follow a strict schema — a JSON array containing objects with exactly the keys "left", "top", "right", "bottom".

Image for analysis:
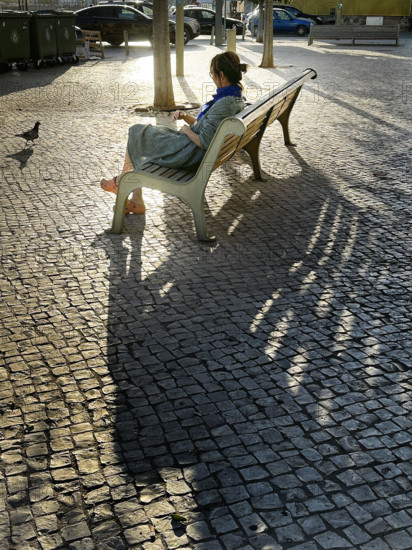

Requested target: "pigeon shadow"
[{"left": 6, "top": 148, "right": 34, "bottom": 170}]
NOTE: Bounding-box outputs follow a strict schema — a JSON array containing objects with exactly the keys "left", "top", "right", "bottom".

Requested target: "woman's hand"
[
  {"left": 173, "top": 110, "right": 184, "bottom": 122},
  {"left": 178, "top": 125, "right": 201, "bottom": 148}
]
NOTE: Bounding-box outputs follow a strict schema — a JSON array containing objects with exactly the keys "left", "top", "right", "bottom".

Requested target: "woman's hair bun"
[{"left": 210, "top": 52, "right": 248, "bottom": 84}]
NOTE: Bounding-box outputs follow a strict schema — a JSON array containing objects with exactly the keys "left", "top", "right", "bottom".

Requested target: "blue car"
[{"left": 249, "top": 8, "right": 312, "bottom": 37}]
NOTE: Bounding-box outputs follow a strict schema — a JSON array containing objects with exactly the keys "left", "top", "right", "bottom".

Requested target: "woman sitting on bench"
[{"left": 100, "top": 51, "right": 248, "bottom": 215}]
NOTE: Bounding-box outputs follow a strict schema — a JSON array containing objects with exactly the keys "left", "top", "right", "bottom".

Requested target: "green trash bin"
[
  {"left": 0, "top": 11, "right": 31, "bottom": 70},
  {"left": 55, "top": 11, "right": 77, "bottom": 62},
  {"left": 30, "top": 11, "right": 58, "bottom": 68},
  {"left": 34, "top": 10, "right": 78, "bottom": 63}
]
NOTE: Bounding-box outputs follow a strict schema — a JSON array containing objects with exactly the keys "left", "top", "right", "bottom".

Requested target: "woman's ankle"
[{"left": 130, "top": 199, "right": 145, "bottom": 207}]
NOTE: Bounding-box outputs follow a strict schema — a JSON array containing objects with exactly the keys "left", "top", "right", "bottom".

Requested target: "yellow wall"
[{"left": 292, "top": 0, "right": 411, "bottom": 16}]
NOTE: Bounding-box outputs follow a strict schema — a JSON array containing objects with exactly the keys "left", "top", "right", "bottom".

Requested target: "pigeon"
[{"left": 15, "top": 121, "right": 40, "bottom": 147}]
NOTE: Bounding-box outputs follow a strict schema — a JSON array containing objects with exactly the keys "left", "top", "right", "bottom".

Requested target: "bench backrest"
[
  {"left": 309, "top": 24, "right": 399, "bottom": 45},
  {"left": 198, "top": 68, "right": 317, "bottom": 175},
  {"left": 353, "top": 25, "right": 399, "bottom": 37}
]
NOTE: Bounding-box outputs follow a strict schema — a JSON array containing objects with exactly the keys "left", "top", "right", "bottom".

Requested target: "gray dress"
[{"left": 127, "top": 96, "right": 245, "bottom": 171}]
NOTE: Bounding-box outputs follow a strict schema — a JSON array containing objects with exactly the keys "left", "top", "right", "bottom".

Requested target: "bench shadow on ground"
[{"left": 90, "top": 125, "right": 409, "bottom": 546}]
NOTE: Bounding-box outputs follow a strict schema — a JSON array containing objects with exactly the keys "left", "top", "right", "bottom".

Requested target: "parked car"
[
  {"left": 173, "top": 7, "right": 245, "bottom": 35},
  {"left": 249, "top": 8, "right": 312, "bottom": 37},
  {"left": 100, "top": 0, "right": 201, "bottom": 43},
  {"left": 167, "top": 15, "right": 201, "bottom": 43},
  {"left": 75, "top": 4, "right": 176, "bottom": 47},
  {"left": 273, "top": 4, "right": 323, "bottom": 25}
]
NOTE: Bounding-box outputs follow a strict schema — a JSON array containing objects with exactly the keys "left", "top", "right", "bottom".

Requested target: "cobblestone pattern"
[{"left": 1, "top": 36, "right": 412, "bottom": 550}]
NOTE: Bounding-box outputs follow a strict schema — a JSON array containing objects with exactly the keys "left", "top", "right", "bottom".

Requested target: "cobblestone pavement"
[{"left": 1, "top": 33, "right": 412, "bottom": 550}]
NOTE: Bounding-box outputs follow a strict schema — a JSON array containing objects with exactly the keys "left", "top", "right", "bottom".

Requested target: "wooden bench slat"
[
  {"left": 236, "top": 112, "right": 274, "bottom": 149},
  {"left": 213, "top": 148, "right": 239, "bottom": 169},
  {"left": 242, "top": 112, "right": 270, "bottom": 131},
  {"left": 213, "top": 154, "right": 235, "bottom": 171},
  {"left": 237, "top": 111, "right": 273, "bottom": 144},
  {"left": 217, "top": 134, "right": 241, "bottom": 152},
  {"left": 213, "top": 145, "right": 242, "bottom": 170},
  {"left": 267, "top": 99, "right": 287, "bottom": 125},
  {"left": 277, "top": 94, "right": 296, "bottom": 117},
  {"left": 138, "top": 163, "right": 194, "bottom": 182},
  {"left": 243, "top": 115, "right": 269, "bottom": 135},
  {"left": 173, "top": 170, "right": 195, "bottom": 182},
  {"left": 212, "top": 133, "right": 243, "bottom": 168},
  {"left": 215, "top": 135, "right": 241, "bottom": 157},
  {"left": 143, "top": 163, "right": 161, "bottom": 173},
  {"left": 237, "top": 129, "right": 260, "bottom": 150}
]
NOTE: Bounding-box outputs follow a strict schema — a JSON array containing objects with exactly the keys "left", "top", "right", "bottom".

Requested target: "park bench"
[
  {"left": 308, "top": 25, "right": 399, "bottom": 47},
  {"left": 110, "top": 68, "right": 317, "bottom": 241}
]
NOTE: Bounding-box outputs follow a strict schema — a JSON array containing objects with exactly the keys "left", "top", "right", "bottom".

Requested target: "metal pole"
[
  {"left": 227, "top": 28, "right": 236, "bottom": 52},
  {"left": 123, "top": 30, "right": 129, "bottom": 56},
  {"left": 210, "top": 25, "right": 215, "bottom": 45},
  {"left": 337, "top": 2, "right": 343, "bottom": 25},
  {"left": 176, "top": 0, "right": 184, "bottom": 76},
  {"left": 223, "top": 0, "right": 227, "bottom": 41},
  {"left": 215, "top": 0, "right": 223, "bottom": 46}
]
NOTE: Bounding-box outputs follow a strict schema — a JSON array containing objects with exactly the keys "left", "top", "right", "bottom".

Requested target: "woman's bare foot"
[
  {"left": 100, "top": 177, "right": 117, "bottom": 194},
  {"left": 102, "top": 175, "right": 145, "bottom": 214},
  {"left": 125, "top": 201, "right": 146, "bottom": 215},
  {"left": 126, "top": 188, "right": 145, "bottom": 214}
]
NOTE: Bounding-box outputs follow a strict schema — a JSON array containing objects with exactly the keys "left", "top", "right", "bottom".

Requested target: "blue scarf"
[{"left": 197, "top": 84, "right": 242, "bottom": 121}]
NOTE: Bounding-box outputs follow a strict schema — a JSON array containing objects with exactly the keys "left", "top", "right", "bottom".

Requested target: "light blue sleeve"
[{"left": 194, "top": 97, "right": 243, "bottom": 150}]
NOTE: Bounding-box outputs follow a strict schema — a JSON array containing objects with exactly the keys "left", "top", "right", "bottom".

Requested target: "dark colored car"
[
  {"left": 75, "top": 4, "right": 176, "bottom": 47},
  {"left": 100, "top": 0, "right": 201, "bottom": 43},
  {"left": 249, "top": 8, "right": 312, "bottom": 37},
  {"left": 273, "top": 4, "right": 323, "bottom": 25},
  {"left": 130, "top": 1, "right": 201, "bottom": 42},
  {"left": 176, "top": 7, "right": 245, "bottom": 35}
]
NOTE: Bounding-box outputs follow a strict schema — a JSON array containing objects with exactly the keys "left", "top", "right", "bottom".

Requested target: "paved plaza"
[{"left": 0, "top": 32, "right": 412, "bottom": 550}]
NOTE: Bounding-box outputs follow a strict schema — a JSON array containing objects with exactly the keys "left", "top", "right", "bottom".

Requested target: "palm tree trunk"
[
  {"left": 153, "top": 0, "right": 176, "bottom": 109},
  {"left": 260, "top": 0, "right": 274, "bottom": 67}
]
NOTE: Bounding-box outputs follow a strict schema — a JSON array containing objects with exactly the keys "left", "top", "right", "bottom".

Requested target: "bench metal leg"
[
  {"left": 278, "top": 104, "right": 300, "bottom": 146},
  {"left": 110, "top": 186, "right": 130, "bottom": 234},
  {"left": 278, "top": 109, "right": 295, "bottom": 146},
  {"left": 278, "top": 86, "right": 302, "bottom": 146},
  {"left": 189, "top": 197, "right": 216, "bottom": 242},
  {"left": 243, "top": 138, "right": 263, "bottom": 180}
]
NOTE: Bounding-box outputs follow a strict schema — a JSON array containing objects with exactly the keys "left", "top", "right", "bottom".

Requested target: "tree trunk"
[
  {"left": 153, "top": 0, "right": 175, "bottom": 110},
  {"left": 260, "top": 0, "right": 274, "bottom": 67},
  {"left": 256, "top": 2, "right": 264, "bottom": 43}
]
